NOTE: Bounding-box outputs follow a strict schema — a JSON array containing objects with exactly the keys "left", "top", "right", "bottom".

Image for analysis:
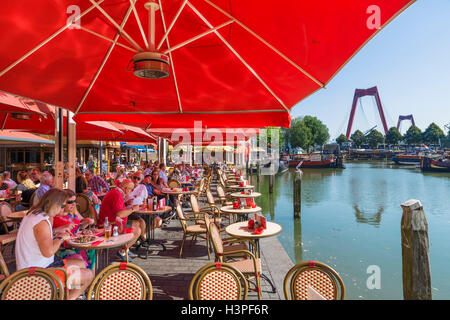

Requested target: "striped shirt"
[{"left": 88, "top": 175, "right": 109, "bottom": 194}]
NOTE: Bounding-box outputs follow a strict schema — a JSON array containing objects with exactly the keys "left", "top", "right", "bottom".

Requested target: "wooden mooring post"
[
  {"left": 401, "top": 199, "right": 432, "bottom": 300},
  {"left": 269, "top": 174, "right": 274, "bottom": 193},
  {"left": 293, "top": 169, "right": 302, "bottom": 218}
]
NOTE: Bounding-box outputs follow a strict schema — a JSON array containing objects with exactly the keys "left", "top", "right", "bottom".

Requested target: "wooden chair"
[
  {"left": 209, "top": 222, "right": 262, "bottom": 299},
  {"left": 283, "top": 261, "right": 345, "bottom": 300},
  {"left": 0, "top": 267, "right": 65, "bottom": 300},
  {"left": 175, "top": 204, "right": 210, "bottom": 259},
  {"left": 188, "top": 262, "right": 248, "bottom": 300},
  {"left": 87, "top": 262, "right": 152, "bottom": 300},
  {"left": 205, "top": 189, "right": 232, "bottom": 224}
]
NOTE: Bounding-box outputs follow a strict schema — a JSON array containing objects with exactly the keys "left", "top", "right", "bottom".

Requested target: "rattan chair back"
[
  {"left": 188, "top": 262, "right": 248, "bottom": 300},
  {"left": 283, "top": 261, "right": 345, "bottom": 300},
  {"left": 87, "top": 262, "right": 152, "bottom": 300},
  {"left": 0, "top": 251, "right": 9, "bottom": 282},
  {"left": 189, "top": 194, "right": 200, "bottom": 213},
  {"left": 0, "top": 202, "right": 13, "bottom": 234},
  {"left": 209, "top": 222, "right": 224, "bottom": 261},
  {"left": 168, "top": 180, "right": 180, "bottom": 188},
  {"left": 176, "top": 204, "right": 187, "bottom": 233},
  {"left": 0, "top": 267, "right": 65, "bottom": 300},
  {"left": 205, "top": 189, "right": 215, "bottom": 206},
  {"left": 75, "top": 194, "right": 91, "bottom": 217}
]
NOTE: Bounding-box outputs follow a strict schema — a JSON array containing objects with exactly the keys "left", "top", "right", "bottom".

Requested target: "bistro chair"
[
  {"left": 188, "top": 262, "right": 248, "bottom": 300},
  {"left": 168, "top": 180, "right": 181, "bottom": 188},
  {"left": 0, "top": 251, "right": 9, "bottom": 283},
  {"left": 283, "top": 261, "right": 345, "bottom": 300},
  {"left": 76, "top": 193, "right": 98, "bottom": 223},
  {"left": 189, "top": 194, "right": 222, "bottom": 227},
  {"left": 216, "top": 185, "right": 233, "bottom": 206},
  {"left": 0, "top": 267, "right": 65, "bottom": 300},
  {"left": 176, "top": 204, "right": 210, "bottom": 259},
  {"left": 203, "top": 214, "right": 253, "bottom": 260},
  {"left": 0, "top": 202, "right": 18, "bottom": 233},
  {"left": 87, "top": 262, "right": 153, "bottom": 300},
  {"left": 209, "top": 222, "right": 262, "bottom": 299}
]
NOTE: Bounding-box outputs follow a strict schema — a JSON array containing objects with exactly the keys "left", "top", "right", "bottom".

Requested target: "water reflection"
[{"left": 353, "top": 204, "right": 384, "bottom": 226}]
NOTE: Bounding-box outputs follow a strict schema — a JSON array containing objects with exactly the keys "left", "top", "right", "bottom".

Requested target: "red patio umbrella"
[{"left": 0, "top": 0, "right": 414, "bottom": 129}]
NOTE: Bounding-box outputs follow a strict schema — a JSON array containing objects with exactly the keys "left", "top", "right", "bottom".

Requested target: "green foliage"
[
  {"left": 256, "top": 127, "right": 284, "bottom": 149},
  {"left": 422, "top": 123, "right": 445, "bottom": 145},
  {"left": 303, "top": 116, "right": 330, "bottom": 146},
  {"left": 350, "top": 130, "right": 366, "bottom": 148},
  {"left": 366, "top": 129, "right": 384, "bottom": 148},
  {"left": 336, "top": 134, "right": 349, "bottom": 146},
  {"left": 385, "top": 127, "right": 403, "bottom": 145},
  {"left": 403, "top": 125, "right": 423, "bottom": 145},
  {"left": 287, "top": 118, "right": 313, "bottom": 151},
  {"left": 285, "top": 116, "right": 329, "bottom": 152}
]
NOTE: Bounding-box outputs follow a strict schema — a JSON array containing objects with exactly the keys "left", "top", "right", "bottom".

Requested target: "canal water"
[{"left": 247, "top": 161, "right": 450, "bottom": 300}]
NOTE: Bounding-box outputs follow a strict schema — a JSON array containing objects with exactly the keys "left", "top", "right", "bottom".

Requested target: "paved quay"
[{"left": 130, "top": 215, "right": 294, "bottom": 300}]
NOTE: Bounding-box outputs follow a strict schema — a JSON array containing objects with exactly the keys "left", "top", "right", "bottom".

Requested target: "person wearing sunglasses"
[
  {"left": 52, "top": 189, "right": 96, "bottom": 270},
  {"left": 15, "top": 188, "right": 94, "bottom": 300}
]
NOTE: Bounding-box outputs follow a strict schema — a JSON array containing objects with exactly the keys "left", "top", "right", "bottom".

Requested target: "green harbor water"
[{"left": 247, "top": 161, "right": 450, "bottom": 300}]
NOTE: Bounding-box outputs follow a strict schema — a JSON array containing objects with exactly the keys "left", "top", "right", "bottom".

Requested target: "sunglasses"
[
  {"left": 133, "top": 176, "right": 141, "bottom": 180},
  {"left": 66, "top": 200, "right": 76, "bottom": 205}
]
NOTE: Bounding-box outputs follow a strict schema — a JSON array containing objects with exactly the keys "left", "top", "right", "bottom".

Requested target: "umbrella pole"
[{"left": 67, "top": 111, "right": 76, "bottom": 191}]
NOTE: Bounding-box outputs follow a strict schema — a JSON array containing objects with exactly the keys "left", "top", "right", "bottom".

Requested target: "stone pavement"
[{"left": 128, "top": 215, "right": 295, "bottom": 300}]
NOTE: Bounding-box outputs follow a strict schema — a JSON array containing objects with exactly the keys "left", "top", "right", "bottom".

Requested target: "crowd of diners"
[{"left": 0, "top": 160, "right": 214, "bottom": 300}]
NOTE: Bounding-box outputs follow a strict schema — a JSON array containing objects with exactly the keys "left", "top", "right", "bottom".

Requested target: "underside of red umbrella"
[{"left": 0, "top": 0, "right": 415, "bottom": 129}]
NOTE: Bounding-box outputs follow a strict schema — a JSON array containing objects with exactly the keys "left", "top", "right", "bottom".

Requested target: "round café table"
[
  {"left": 230, "top": 192, "right": 262, "bottom": 198},
  {"left": 219, "top": 205, "right": 262, "bottom": 222},
  {"left": 225, "top": 221, "right": 282, "bottom": 293},
  {"left": 65, "top": 232, "right": 134, "bottom": 274},
  {"left": 132, "top": 206, "right": 172, "bottom": 258},
  {"left": 227, "top": 185, "right": 255, "bottom": 190},
  {"left": 6, "top": 210, "right": 28, "bottom": 221}
]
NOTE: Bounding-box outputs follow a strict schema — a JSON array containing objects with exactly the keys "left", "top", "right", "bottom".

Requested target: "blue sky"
[{"left": 291, "top": 0, "right": 450, "bottom": 139}]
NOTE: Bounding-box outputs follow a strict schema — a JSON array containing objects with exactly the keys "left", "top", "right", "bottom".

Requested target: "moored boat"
[
  {"left": 421, "top": 157, "right": 450, "bottom": 172},
  {"left": 391, "top": 154, "right": 423, "bottom": 165}
]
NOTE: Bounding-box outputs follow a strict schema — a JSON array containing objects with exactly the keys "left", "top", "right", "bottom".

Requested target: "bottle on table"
[{"left": 153, "top": 196, "right": 158, "bottom": 211}]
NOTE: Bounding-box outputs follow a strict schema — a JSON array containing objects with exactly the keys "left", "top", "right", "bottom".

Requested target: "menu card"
[
  {"left": 255, "top": 213, "right": 266, "bottom": 229},
  {"left": 307, "top": 286, "right": 327, "bottom": 300}
]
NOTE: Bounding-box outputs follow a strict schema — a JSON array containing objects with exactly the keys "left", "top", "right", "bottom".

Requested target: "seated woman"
[
  {"left": 15, "top": 188, "right": 94, "bottom": 300},
  {"left": 53, "top": 189, "right": 96, "bottom": 270},
  {"left": 76, "top": 175, "right": 99, "bottom": 208},
  {"left": 16, "top": 171, "right": 37, "bottom": 191}
]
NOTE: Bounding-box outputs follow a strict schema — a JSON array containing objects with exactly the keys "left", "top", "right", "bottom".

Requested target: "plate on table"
[{"left": 70, "top": 235, "right": 100, "bottom": 245}]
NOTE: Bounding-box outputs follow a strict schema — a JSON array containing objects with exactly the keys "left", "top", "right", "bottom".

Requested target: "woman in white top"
[{"left": 15, "top": 188, "right": 94, "bottom": 300}]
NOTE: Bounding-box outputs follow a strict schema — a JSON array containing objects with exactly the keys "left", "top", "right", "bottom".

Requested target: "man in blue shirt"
[
  {"left": 142, "top": 174, "right": 153, "bottom": 197},
  {"left": 34, "top": 171, "right": 53, "bottom": 203}
]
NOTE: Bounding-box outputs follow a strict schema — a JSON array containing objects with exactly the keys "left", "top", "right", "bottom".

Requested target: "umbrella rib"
[
  {"left": 79, "top": 26, "right": 138, "bottom": 53},
  {"left": 130, "top": 0, "right": 150, "bottom": 51},
  {"left": 201, "top": 0, "right": 325, "bottom": 88},
  {"left": 158, "top": 0, "right": 183, "bottom": 114},
  {"left": 156, "top": 0, "right": 188, "bottom": 51},
  {"left": 75, "top": 3, "right": 135, "bottom": 114},
  {"left": 0, "top": 0, "right": 106, "bottom": 78},
  {"left": 187, "top": 1, "right": 290, "bottom": 112},
  {"left": 1, "top": 114, "right": 8, "bottom": 130},
  {"left": 79, "top": 109, "right": 286, "bottom": 114},
  {"left": 88, "top": 0, "right": 144, "bottom": 52},
  {"left": 163, "top": 20, "right": 234, "bottom": 55}
]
